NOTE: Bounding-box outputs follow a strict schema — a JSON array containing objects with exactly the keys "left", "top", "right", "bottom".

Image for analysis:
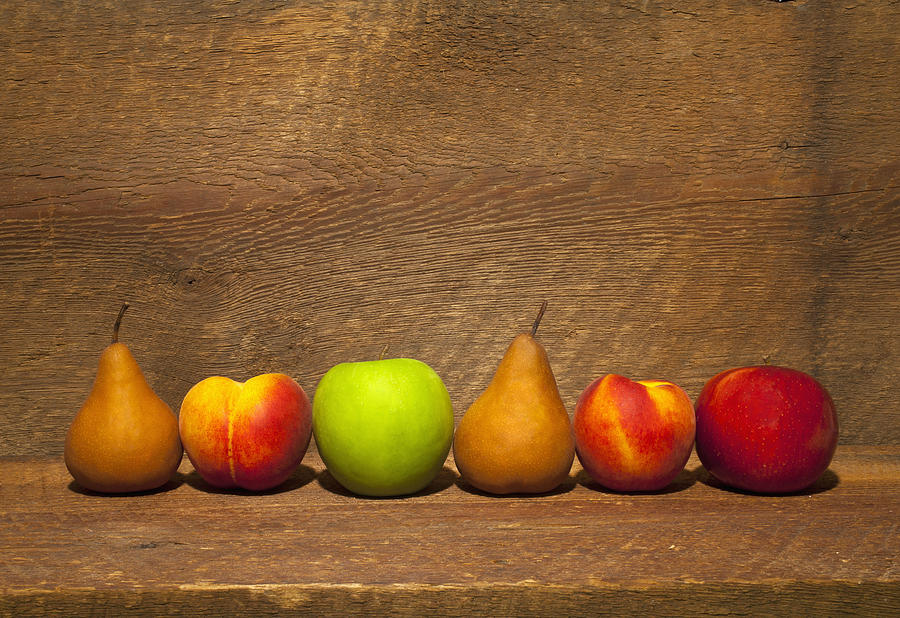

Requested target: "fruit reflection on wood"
[{"left": 63, "top": 303, "right": 839, "bottom": 497}]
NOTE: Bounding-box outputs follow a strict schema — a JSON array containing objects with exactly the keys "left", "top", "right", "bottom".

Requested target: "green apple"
[{"left": 312, "top": 358, "right": 454, "bottom": 497}]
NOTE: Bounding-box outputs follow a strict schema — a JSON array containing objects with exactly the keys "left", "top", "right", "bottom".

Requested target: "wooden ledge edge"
[{"left": 4, "top": 580, "right": 898, "bottom": 615}]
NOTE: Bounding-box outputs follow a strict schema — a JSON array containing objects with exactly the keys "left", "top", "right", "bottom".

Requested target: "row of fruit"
[{"left": 64, "top": 303, "right": 839, "bottom": 497}]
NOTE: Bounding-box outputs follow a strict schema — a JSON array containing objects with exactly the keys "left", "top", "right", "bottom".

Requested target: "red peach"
[
  {"left": 573, "top": 374, "right": 696, "bottom": 492},
  {"left": 179, "top": 373, "right": 312, "bottom": 491},
  {"left": 695, "top": 365, "right": 838, "bottom": 494}
]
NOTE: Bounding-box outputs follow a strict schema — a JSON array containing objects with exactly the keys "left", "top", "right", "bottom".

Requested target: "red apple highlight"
[
  {"left": 573, "top": 374, "right": 695, "bottom": 492},
  {"left": 695, "top": 365, "right": 838, "bottom": 494},
  {"left": 179, "top": 373, "right": 312, "bottom": 491}
]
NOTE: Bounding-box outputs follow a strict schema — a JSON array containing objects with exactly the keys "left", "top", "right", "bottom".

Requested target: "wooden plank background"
[{"left": 2, "top": 0, "right": 899, "bottom": 456}]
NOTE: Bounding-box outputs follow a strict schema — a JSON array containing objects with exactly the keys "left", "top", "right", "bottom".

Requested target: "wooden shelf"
[{"left": 1, "top": 446, "right": 897, "bottom": 615}]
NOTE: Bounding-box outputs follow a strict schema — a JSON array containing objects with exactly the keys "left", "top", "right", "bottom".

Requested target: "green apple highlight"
[{"left": 312, "top": 358, "right": 454, "bottom": 497}]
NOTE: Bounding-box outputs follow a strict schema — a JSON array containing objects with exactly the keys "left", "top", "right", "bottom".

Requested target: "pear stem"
[
  {"left": 379, "top": 343, "right": 389, "bottom": 361},
  {"left": 531, "top": 300, "right": 548, "bottom": 337},
  {"left": 112, "top": 303, "right": 129, "bottom": 344}
]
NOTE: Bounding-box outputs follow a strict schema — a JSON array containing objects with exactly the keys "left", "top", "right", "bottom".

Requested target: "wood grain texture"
[
  {"left": 0, "top": 447, "right": 898, "bottom": 615},
  {"left": 1, "top": 0, "right": 899, "bottom": 456}
]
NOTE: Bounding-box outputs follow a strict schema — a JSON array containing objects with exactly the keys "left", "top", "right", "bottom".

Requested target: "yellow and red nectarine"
[
  {"left": 179, "top": 373, "right": 312, "bottom": 491},
  {"left": 573, "top": 374, "right": 695, "bottom": 492}
]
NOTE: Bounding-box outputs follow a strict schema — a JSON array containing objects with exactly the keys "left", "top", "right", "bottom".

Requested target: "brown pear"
[
  {"left": 64, "top": 303, "right": 182, "bottom": 493},
  {"left": 452, "top": 302, "right": 575, "bottom": 494}
]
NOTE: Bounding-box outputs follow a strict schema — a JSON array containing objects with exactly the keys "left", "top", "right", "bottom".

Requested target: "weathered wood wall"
[{"left": 2, "top": 0, "right": 898, "bottom": 456}]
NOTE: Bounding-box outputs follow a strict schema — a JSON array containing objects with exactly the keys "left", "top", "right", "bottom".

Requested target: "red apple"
[
  {"left": 695, "top": 365, "right": 838, "bottom": 494},
  {"left": 573, "top": 374, "right": 696, "bottom": 492},
  {"left": 179, "top": 373, "right": 312, "bottom": 491}
]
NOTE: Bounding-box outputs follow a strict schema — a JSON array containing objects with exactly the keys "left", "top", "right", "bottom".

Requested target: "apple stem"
[
  {"left": 112, "top": 302, "right": 129, "bottom": 344},
  {"left": 531, "top": 300, "right": 548, "bottom": 337},
  {"left": 379, "top": 343, "right": 389, "bottom": 361}
]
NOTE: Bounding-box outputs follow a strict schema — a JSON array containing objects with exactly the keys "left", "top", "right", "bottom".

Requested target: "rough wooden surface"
[
  {"left": 0, "top": 447, "right": 897, "bottom": 615},
  {"left": 2, "top": 0, "right": 900, "bottom": 457}
]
